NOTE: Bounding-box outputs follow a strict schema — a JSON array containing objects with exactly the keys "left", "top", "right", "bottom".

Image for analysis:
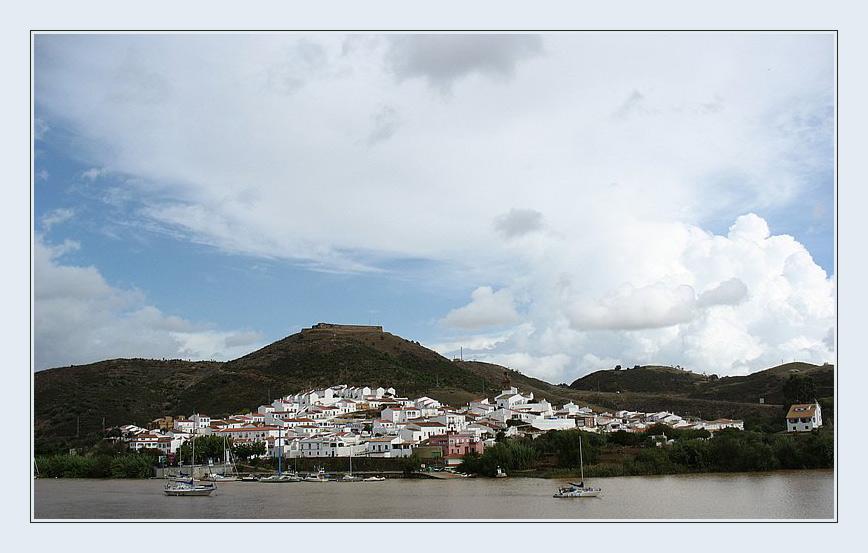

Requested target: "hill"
[
  {"left": 34, "top": 323, "right": 832, "bottom": 454},
  {"left": 569, "top": 362, "right": 835, "bottom": 405},
  {"left": 34, "top": 324, "right": 540, "bottom": 452}
]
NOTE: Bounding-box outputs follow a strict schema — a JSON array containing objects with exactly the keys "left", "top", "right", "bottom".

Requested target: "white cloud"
[
  {"left": 435, "top": 213, "right": 834, "bottom": 383},
  {"left": 568, "top": 283, "right": 697, "bottom": 331},
  {"left": 441, "top": 286, "right": 520, "bottom": 329},
  {"left": 33, "top": 34, "right": 834, "bottom": 381},
  {"left": 384, "top": 34, "right": 543, "bottom": 93},
  {"left": 33, "top": 235, "right": 265, "bottom": 370},
  {"left": 696, "top": 278, "right": 749, "bottom": 308},
  {"left": 494, "top": 208, "right": 544, "bottom": 239},
  {"left": 39, "top": 208, "right": 75, "bottom": 232}
]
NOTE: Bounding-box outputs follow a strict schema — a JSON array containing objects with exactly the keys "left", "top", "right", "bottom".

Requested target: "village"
[{"left": 116, "top": 381, "right": 771, "bottom": 471}]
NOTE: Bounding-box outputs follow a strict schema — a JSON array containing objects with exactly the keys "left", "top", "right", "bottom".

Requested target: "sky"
[{"left": 32, "top": 32, "right": 836, "bottom": 384}]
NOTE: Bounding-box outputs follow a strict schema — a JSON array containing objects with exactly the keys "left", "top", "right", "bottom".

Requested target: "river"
[{"left": 32, "top": 470, "right": 834, "bottom": 520}]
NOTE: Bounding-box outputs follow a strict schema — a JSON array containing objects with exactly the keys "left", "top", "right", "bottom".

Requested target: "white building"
[{"left": 786, "top": 401, "right": 823, "bottom": 432}]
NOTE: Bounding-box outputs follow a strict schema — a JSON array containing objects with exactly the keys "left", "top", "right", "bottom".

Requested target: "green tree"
[
  {"left": 783, "top": 373, "right": 816, "bottom": 407},
  {"left": 669, "top": 439, "right": 710, "bottom": 470},
  {"left": 232, "top": 441, "right": 266, "bottom": 462},
  {"left": 400, "top": 452, "right": 422, "bottom": 475},
  {"left": 459, "top": 450, "right": 483, "bottom": 474},
  {"left": 178, "top": 434, "right": 229, "bottom": 465}
]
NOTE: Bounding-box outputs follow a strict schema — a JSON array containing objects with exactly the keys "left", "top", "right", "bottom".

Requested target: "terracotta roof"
[{"left": 786, "top": 403, "right": 817, "bottom": 419}]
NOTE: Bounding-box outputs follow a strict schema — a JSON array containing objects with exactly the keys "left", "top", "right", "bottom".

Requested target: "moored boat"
[
  {"left": 304, "top": 468, "right": 329, "bottom": 482},
  {"left": 553, "top": 482, "right": 601, "bottom": 498},
  {"left": 164, "top": 431, "right": 216, "bottom": 496},
  {"left": 553, "top": 432, "right": 601, "bottom": 499},
  {"left": 165, "top": 477, "right": 217, "bottom": 496}
]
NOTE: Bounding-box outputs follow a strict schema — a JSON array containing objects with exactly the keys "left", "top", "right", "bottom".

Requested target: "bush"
[{"left": 110, "top": 454, "right": 155, "bottom": 478}]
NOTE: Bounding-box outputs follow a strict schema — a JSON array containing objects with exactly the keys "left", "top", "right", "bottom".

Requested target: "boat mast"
[
  {"left": 277, "top": 425, "right": 283, "bottom": 476},
  {"left": 579, "top": 433, "right": 584, "bottom": 483},
  {"left": 191, "top": 429, "right": 196, "bottom": 480}
]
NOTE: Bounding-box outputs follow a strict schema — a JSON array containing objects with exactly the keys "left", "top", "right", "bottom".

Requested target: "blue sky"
[{"left": 32, "top": 32, "right": 835, "bottom": 382}]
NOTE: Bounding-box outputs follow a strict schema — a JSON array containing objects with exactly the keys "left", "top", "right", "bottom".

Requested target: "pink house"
[{"left": 425, "top": 431, "right": 484, "bottom": 457}]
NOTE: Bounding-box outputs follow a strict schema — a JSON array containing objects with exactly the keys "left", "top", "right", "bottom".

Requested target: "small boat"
[
  {"left": 304, "top": 468, "right": 329, "bottom": 482},
  {"left": 338, "top": 450, "right": 361, "bottom": 481},
  {"left": 495, "top": 466, "right": 507, "bottom": 478},
  {"left": 260, "top": 472, "right": 301, "bottom": 483},
  {"left": 201, "top": 436, "right": 241, "bottom": 481},
  {"left": 201, "top": 472, "right": 239, "bottom": 482},
  {"left": 165, "top": 432, "right": 215, "bottom": 496},
  {"left": 363, "top": 475, "right": 386, "bottom": 482},
  {"left": 240, "top": 475, "right": 260, "bottom": 482},
  {"left": 553, "top": 481, "right": 601, "bottom": 498},
  {"left": 553, "top": 433, "right": 600, "bottom": 498},
  {"left": 164, "top": 477, "right": 217, "bottom": 496}
]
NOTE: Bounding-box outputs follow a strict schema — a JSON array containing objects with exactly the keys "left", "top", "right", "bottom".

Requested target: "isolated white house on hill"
[{"left": 786, "top": 402, "right": 823, "bottom": 432}]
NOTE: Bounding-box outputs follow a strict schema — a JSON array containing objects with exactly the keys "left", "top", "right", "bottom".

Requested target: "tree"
[
  {"left": 232, "top": 441, "right": 266, "bottom": 462},
  {"left": 178, "top": 434, "right": 230, "bottom": 465},
  {"left": 783, "top": 373, "right": 816, "bottom": 407},
  {"left": 400, "top": 452, "right": 422, "bottom": 475}
]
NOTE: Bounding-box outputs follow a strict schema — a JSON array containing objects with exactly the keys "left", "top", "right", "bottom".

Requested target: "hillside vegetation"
[
  {"left": 569, "top": 362, "right": 834, "bottom": 405},
  {"left": 34, "top": 326, "right": 834, "bottom": 454}
]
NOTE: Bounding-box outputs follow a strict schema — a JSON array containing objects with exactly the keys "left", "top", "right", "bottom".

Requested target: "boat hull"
[
  {"left": 260, "top": 475, "right": 301, "bottom": 483},
  {"left": 164, "top": 482, "right": 216, "bottom": 496},
  {"left": 553, "top": 488, "right": 601, "bottom": 498}
]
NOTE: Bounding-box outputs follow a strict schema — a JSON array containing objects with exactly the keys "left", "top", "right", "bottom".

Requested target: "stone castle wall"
[{"left": 301, "top": 323, "right": 384, "bottom": 336}]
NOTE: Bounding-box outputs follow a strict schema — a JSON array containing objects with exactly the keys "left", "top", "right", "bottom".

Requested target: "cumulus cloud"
[
  {"left": 441, "top": 286, "right": 520, "bottom": 329},
  {"left": 696, "top": 278, "right": 749, "bottom": 308},
  {"left": 33, "top": 235, "right": 265, "bottom": 369},
  {"left": 442, "top": 213, "right": 834, "bottom": 382},
  {"left": 569, "top": 283, "right": 697, "bottom": 331}
]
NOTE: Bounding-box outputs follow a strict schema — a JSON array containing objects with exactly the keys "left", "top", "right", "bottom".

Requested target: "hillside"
[
  {"left": 34, "top": 324, "right": 834, "bottom": 454},
  {"left": 34, "top": 325, "right": 518, "bottom": 452},
  {"left": 569, "top": 362, "right": 835, "bottom": 405}
]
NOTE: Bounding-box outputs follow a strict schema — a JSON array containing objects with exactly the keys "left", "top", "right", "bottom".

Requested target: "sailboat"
[
  {"left": 165, "top": 431, "right": 216, "bottom": 496},
  {"left": 202, "top": 436, "right": 240, "bottom": 482},
  {"left": 260, "top": 426, "right": 301, "bottom": 483},
  {"left": 339, "top": 447, "right": 361, "bottom": 481},
  {"left": 553, "top": 433, "right": 601, "bottom": 498}
]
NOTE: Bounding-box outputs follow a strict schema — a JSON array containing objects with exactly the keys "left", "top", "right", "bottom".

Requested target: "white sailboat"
[
  {"left": 339, "top": 449, "right": 361, "bottom": 481},
  {"left": 202, "top": 435, "right": 240, "bottom": 481},
  {"left": 165, "top": 431, "right": 216, "bottom": 496},
  {"left": 553, "top": 433, "right": 601, "bottom": 498}
]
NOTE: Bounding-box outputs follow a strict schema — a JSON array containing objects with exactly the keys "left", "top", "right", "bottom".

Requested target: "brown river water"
[{"left": 32, "top": 470, "right": 834, "bottom": 520}]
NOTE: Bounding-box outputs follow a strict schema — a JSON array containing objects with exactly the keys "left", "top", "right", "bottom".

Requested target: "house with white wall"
[{"left": 786, "top": 402, "right": 823, "bottom": 432}]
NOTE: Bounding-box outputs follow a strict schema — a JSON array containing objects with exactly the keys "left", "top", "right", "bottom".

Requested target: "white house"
[
  {"left": 786, "top": 402, "right": 823, "bottom": 432},
  {"left": 530, "top": 417, "right": 577, "bottom": 431},
  {"left": 381, "top": 406, "right": 422, "bottom": 424},
  {"left": 495, "top": 387, "right": 534, "bottom": 410},
  {"left": 704, "top": 418, "right": 746, "bottom": 432}
]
